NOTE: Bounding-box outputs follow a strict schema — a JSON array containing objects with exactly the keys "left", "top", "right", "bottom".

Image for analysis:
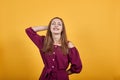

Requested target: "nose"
[{"left": 54, "top": 25, "right": 58, "bottom": 27}]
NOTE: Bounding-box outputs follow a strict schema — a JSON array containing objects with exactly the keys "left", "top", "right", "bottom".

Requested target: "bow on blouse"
[{"left": 44, "top": 68, "right": 57, "bottom": 80}]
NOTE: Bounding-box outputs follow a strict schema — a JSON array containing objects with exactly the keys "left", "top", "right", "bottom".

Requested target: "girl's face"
[{"left": 50, "top": 19, "right": 63, "bottom": 34}]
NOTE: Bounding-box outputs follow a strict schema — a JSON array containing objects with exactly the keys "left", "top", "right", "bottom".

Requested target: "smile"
[{"left": 53, "top": 27, "right": 59, "bottom": 30}]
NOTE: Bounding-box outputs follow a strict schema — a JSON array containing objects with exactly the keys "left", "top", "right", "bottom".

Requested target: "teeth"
[{"left": 53, "top": 28, "right": 59, "bottom": 30}]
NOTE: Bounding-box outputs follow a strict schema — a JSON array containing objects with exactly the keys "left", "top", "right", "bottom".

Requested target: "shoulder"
[{"left": 68, "top": 41, "right": 75, "bottom": 48}]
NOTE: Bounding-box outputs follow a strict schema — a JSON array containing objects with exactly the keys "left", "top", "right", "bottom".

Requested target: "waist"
[
  {"left": 45, "top": 67, "right": 66, "bottom": 72},
  {"left": 44, "top": 67, "right": 67, "bottom": 79}
]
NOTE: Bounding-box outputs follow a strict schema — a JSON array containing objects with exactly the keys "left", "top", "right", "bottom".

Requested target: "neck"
[{"left": 52, "top": 33, "right": 61, "bottom": 44}]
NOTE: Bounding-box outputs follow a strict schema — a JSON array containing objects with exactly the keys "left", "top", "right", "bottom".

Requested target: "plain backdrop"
[{"left": 0, "top": 0, "right": 120, "bottom": 80}]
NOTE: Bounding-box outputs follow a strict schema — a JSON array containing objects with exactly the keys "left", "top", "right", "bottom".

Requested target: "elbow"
[
  {"left": 77, "top": 64, "right": 82, "bottom": 73},
  {"left": 25, "top": 27, "right": 33, "bottom": 31},
  {"left": 25, "top": 27, "right": 30, "bottom": 33},
  {"left": 74, "top": 64, "right": 82, "bottom": 73},
  {"left": 25, "top": 27, "right": 35, "bottom": 35},
  {"left": 70, "top": 64, "right": 82, "bottom": 73},
  {"left": 25, "top": 27, "right": 34, "bottom": 37}
]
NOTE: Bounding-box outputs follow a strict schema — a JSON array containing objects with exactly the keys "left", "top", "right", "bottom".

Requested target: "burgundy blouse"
[{"left": 25, "top": 27, "right": 82, "bottom": 80}]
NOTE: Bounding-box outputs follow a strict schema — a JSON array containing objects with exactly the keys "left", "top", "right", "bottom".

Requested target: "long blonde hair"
[{"left": 42, "top": 17, "right": 68, "bottom": 55}]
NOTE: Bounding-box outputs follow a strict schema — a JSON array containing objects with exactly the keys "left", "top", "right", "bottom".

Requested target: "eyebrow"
[
  {"left": 52, "top": 21, "right": 56, "bottom": 23},
  {"left": 52, "top": 21, "right": 62, "bottom": 24}
]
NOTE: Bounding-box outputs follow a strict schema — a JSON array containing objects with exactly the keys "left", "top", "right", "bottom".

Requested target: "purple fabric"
[{"left": 25, "top": 27, "right": 82, "bottom": 80}]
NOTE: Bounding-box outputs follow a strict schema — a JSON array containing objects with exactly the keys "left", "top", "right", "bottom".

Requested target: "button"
[
  {"left": 52, "top": 66, "right": 54, "bottom": 68},
  {"left": 52, "top": 59, "right": 55, "bottom": 61},
  {"left": 53, "top": 52, "right": 55, "bottom": 54}
]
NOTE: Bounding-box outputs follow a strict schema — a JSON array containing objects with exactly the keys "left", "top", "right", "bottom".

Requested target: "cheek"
[
  {"left": 60, "top": 26, "right": 63, "bottom": 31},
  {"left": 50, "top": 26, "right": 53, "bottom": 31},
  {"left": 50, "top": 25, "right": 53, "bottom": 29}
]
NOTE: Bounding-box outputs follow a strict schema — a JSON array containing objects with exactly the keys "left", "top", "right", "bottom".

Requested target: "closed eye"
[
  {"left": 51, "top": 22, "right": 56, "bottom": 25},
  {"left": 58, "top": 22, "right": 62, "bottom": 26}
]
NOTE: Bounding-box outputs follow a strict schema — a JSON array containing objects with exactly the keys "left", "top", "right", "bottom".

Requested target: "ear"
[{"left": 68, "top": 41, "right": 75, "bottom": 48}]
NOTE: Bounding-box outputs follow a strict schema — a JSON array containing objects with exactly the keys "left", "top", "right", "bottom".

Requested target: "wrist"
[{"left": 31, "top": 26, "right": 48, "bottom": 32}]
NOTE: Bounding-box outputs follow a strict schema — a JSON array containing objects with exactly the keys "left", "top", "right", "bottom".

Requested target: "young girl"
[{"left": 25, "top": 17, "right": 82, "bottom": 80}]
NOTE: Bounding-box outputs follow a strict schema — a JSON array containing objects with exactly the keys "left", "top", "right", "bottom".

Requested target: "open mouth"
[{"left": 53, "top": 27, "right": 59, "bottom": 30}]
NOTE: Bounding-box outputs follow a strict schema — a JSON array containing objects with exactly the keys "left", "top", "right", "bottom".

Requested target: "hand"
[{"left": 67, "top": 70, "right": 72, "bottom": 75}]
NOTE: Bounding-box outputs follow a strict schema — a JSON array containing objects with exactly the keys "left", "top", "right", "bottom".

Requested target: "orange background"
[{"left": 0, "top": 0, "right": 120, "bottom": 80}]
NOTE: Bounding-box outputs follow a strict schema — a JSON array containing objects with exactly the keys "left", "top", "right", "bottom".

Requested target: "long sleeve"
[
  {"left": 68, "top": 47, "right": 82, "bottom": 73},
  {"left": 25, "top": 27, "right": 45, "bottom": 49}
]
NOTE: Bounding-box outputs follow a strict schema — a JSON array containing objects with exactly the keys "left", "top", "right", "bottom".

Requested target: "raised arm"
[
  {"left": 31, "top": 26, "right": 48, "bottom": 32},
  {"left": 25, "top": 26, "right": 48, "bottom": 49}
]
